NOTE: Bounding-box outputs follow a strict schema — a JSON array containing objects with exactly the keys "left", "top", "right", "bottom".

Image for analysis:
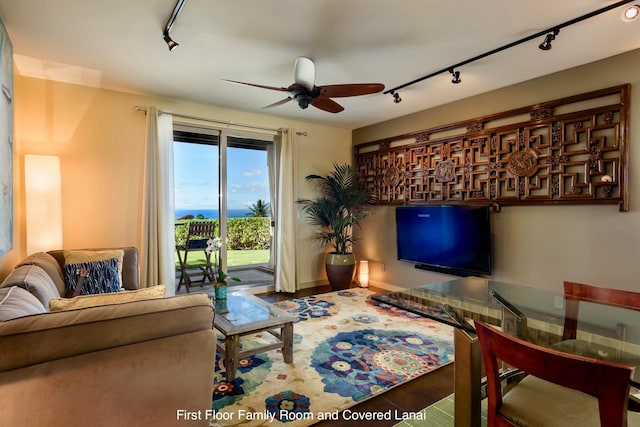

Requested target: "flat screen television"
[{"left": 395, "top": 205, "right": 492, "bottom": 276}]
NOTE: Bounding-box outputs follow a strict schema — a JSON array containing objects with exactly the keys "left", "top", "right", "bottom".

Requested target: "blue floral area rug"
[{"left": 211, "top": 288, "right": 454, "bottom": 427}]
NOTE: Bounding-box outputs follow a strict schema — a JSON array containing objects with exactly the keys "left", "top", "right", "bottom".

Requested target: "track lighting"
[
  {"left": 163, "top": 31, "right": 179, "bottom": 51},
  {"left": 539, "top": 29, "right": 559, "bottom": 51},
  {"left": 163, "top": 0, "right": 187, "bottom": 51},
  {"left": 391, "top": 91, "right": 401, "bottom": 103},
  {"left": 384, "top": 0, "right": 636, "bottom": 100},
  {"left": 449, "top": 69, "right": 461, "bottom": 84}
]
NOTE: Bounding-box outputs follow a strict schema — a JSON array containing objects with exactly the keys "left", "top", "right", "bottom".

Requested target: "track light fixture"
[
  {"left": 163, "top": 0, "right": 187, "bottom": 51},
  {"left": 539, "top": 29, "right": 559, "bottom": 51},
  {"left": 449, "top": 68, "right": 462, "bottom": 84},
  {"left": 384, "top": 0, "right": 636, "bottom": 101},
  {"left": 163, "top": 31, "right": 179, "bottom": 51}
]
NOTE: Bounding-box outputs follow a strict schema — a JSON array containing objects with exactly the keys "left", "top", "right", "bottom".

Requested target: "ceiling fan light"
[{"left": 622, "top": 5, "right": 640, "bottom": 22}]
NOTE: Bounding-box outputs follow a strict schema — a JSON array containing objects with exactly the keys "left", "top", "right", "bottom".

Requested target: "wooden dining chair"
[
  {"left": 475, "top": 320, "right": 640, "bottom": 427},
  {"left": 563, "top": 281, "right": 640, "bottom": 341}
]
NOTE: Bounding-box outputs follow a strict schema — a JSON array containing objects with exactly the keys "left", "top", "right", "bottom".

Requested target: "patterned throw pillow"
[
  {"left": 64, "top": 249, "right": 125, "bottom": 289},
  {"left": 63, "top": 258, "right": 121, "bottom": 296}
]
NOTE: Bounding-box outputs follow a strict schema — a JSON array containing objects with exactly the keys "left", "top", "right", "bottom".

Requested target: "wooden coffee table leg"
[
  {"left": 225, "top": 334, "right": 240, "bottom": 382},
  {"left": 282, "top": 322, "right": 293, "bottom": 363}
]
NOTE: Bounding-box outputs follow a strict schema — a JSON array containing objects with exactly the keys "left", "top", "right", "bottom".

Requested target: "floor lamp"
[{"left": 25, "top": 155, "right": 63, "bottom": 255}]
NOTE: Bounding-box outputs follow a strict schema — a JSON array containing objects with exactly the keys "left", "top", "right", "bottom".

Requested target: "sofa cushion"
[
  {"left": 0, "top": 293, "right": 214, "bottom": 372},
  {"left": 0, "top": 265, "right": 61, "bottom": 307},
  {"left": 17, "top": 252, "right": 66, "bottom": 296},
  {"left": 63, "top": 258, "right": 121, "bottom": 296},
  {"left": 49, "top": 285, "right": 166, "bottom": 311},
  {"left": 64, "top": 249, "right": 124, "bottom": 289},
  {"left": 0, "top": 286, "right": 47, "bottom": 321}
]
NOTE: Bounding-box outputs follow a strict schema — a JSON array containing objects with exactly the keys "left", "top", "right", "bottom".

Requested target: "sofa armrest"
[{"left": 0, "top": 293, "right": 213, "bottom": 372}]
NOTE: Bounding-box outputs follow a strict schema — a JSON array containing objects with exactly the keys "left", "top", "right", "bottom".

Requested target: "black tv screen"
[{"left": 395, "top": 205, "right": 492, "bottom": 276}]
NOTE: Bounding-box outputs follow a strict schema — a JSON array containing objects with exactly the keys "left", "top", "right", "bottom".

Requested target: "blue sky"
[{"left": 173, "top": 142, "right": 270, "bottom": 210}]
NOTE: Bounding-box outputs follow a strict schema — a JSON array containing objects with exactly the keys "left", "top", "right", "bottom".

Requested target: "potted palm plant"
[{"left": 298, "top": 163, "right": 376, "bottom": 290}]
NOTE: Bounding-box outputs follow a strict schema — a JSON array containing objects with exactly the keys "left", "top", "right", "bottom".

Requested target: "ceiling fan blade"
[
  {"left": 311, "top": 96, "right": 344, "bottom": 113},
  {"left": 294, "top": 57, "right": 315, "bottom": 91},
  {"left": 319, "top": 83, "right": 385, "bottom": 98},
  {"left": 263, "top": 97, "right": 293, "bottom": 109},
  {"left": 222, "top": 79, "right": 289, "bottom": 92}
]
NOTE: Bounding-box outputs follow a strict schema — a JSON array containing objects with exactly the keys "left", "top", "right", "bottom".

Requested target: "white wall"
[{"left": 353, "top": 49, "right": 640, "bottom": 292}]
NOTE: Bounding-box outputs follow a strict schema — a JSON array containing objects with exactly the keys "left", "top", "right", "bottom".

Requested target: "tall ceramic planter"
[{"left": 325, "top": 253, "right": 356, "bottom": 290}]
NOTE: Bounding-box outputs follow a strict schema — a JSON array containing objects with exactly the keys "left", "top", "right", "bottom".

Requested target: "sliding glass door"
[{"left": 173, "top": 125, "right": 275, "bottom": 288}]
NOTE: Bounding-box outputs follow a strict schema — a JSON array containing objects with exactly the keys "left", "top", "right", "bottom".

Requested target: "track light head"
[
  {"left": 163, "top": 31, "right": 179, "bottom": 51},
  {"left": 391, "top": 91, "right": 401, "bottom": 103},
  {"left": 539, "top": 29, "right": 559, "bottom": 51},
  {"left": 449, "top": 69, "right": 462, "bottom": 84}
]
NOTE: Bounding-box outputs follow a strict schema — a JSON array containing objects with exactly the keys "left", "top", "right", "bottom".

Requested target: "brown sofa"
[
  {"left": 0, "top": 248, "right": 217, "bottom": 427},
  {"left": 0, "top": 247, "right": 140, "bottom": 310}
]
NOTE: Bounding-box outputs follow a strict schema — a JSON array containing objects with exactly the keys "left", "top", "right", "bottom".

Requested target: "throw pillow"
[
  {"left": 48, "top": 285, "right": 166, "bottom": 311},
  {"left": 63, "top": 258, "right": 121, "bottom": 296},
  {"left": 17, "top": 252, "right": 66, "bottom": 296},
  {"left": 64, "top": 249, "right": 125, "bottom": 289},
  {"left": 0, "top": 286, "right": 47, "bottom": 321},
  {"left": 0, "top": 264, "right": 61, "bottom": 308}
]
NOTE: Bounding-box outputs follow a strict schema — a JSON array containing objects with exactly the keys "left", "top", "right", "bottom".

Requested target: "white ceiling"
[{"left": 0, "top": 0, "right": 639, "bottom": 129}]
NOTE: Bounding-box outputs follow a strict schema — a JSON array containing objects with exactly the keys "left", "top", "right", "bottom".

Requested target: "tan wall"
[
  {"left": 0, "top": 74, "right": 352, "bottom": 287},
  {"left": 353, "top": 48, "right": 640, "bottom": 292}
]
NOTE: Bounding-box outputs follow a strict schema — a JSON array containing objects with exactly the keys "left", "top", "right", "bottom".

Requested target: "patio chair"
[{"left": 176, "top": 221, "right": 216, "bottom": 293}]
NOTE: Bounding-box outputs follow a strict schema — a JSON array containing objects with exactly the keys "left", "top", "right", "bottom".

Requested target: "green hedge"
[{"left": 175, "top": 218, "right": 271, "bottom": 250}]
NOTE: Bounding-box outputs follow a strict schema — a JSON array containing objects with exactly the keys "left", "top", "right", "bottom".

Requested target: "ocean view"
[{"left": 175, "top": 208, "right": 252, "bottom": 219}]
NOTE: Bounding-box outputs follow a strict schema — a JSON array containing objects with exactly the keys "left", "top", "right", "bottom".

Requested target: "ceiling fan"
[{"left": 224, "top": 57, "right": 385, "bottom": 113}]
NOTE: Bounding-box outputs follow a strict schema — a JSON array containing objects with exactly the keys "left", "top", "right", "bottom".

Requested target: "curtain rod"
[{"left": 134, "top": 106, "right": 283, "bottom": 133}]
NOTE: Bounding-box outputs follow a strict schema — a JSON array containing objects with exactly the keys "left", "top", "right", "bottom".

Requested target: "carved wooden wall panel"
[{"left": 354, "top": 85, "right": 630, "bottom": 211}]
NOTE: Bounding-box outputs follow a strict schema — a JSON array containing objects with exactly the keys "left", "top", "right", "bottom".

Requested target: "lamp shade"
[
  {"left": 358, "top": 260, "right": 369, "bottom": 288},
  {"left": 25, "top": 155, "right": 63, "bottom": 254}
]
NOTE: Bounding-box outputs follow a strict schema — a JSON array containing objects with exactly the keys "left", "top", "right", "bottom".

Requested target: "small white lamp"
[
  {"left": 25, "top": 155, "right": 63, "bottom": 254},
  {"left": 358, "top": 260, "right": 369, "bottom": 288}
]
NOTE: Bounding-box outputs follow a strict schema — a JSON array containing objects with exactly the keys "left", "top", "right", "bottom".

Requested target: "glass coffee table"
[{"left": 213, "top": 291, "right": 296, "bottom": 382}]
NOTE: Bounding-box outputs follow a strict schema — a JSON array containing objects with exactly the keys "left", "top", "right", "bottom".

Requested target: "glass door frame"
[{"left": 173, "top": 123, "right": 276, "bottom": 282}]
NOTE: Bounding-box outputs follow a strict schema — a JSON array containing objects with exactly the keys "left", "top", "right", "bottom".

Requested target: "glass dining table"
[{"left": 372, "top": 276, "right": 640, "bottom": 427}]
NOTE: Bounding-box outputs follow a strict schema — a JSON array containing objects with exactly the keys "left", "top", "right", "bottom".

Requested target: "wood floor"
[{"left": 257, "top": 285, "right": 455, "bottom": 426}]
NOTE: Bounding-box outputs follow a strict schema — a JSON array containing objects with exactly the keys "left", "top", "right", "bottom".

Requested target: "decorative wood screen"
[{"left": 354, "top": 85, "right": 630, "bottom": 211}]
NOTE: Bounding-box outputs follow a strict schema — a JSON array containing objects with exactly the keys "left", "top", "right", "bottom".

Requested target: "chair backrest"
[
  {"left": 563, "top": 281, "right": 640, "bottom": 340},
  {"left": 475, "top": 320, "right": 634, "bottom": 427},
  {"left": 185, "top": 221, "right": 216, "bottom": 248}
]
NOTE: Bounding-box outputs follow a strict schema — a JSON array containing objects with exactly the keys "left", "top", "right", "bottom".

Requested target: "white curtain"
[
  {"left": 274, "top": 129, "right": 297, "bottom": 293},
  {"left": 267, "top": 143, "right": 277, "bottom": 271},
  {"left": 141, "top": 107, "right": 176, "bottom": 294}
]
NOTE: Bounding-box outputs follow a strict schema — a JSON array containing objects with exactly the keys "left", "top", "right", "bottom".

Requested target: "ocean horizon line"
[{"left": 175, "top": 208, "right": 252, "bottom": 219}]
